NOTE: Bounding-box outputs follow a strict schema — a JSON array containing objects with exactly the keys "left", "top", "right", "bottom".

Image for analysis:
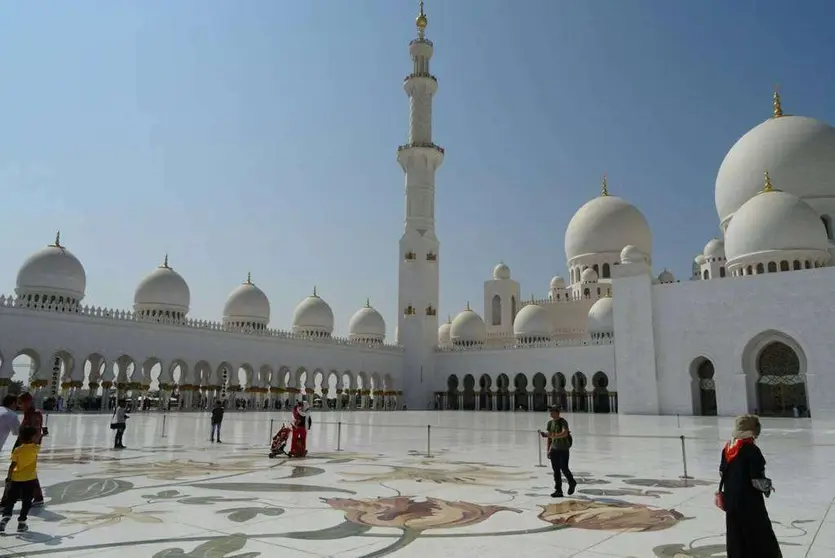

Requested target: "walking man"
[
  {"left": 540, "top": 406, "right": 576, "bottom": 498},
  {"left": 210, "top": 401, "right": 224, "bottom": 443}
]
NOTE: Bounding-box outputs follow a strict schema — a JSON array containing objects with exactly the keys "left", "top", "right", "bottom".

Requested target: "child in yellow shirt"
[{"left": 1, "top": 426, "right": 39, "bottom": 533}]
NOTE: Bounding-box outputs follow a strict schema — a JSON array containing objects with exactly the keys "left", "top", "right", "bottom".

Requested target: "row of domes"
[
  {"left": 441, "top": 245, "right": 648, "bottom": 347},
  {"left": 13, "top": 236, "right": 387, "bottom": 341},
  {"left": 438, "top": 294, "right": 615, "bottom": 347}
]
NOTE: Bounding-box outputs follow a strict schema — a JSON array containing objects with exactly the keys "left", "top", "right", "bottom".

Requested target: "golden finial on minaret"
[
  {"left": 447, "top": 314, "right": 452, "bottom": 324},
  {"left": 601, "top": 174, "right": 609, "bottom": 197},
  {"left": 246, "top": 271, "right": 252, "bottom": 284},
  {"left": 762, "top": 170, "right": 776, "bottom": 193},
  {"left": 161, "top": 253, "right": 169, "bottom": 268},
  {"left": 50, "top": 231, "right": 62, "bottom": 248},
  {"left": 313, "top": 285, "right": 318, "bottom": 297},
  {"left": 365, "top": 297, "right": 371, "bottom": 308},
  {"left": 465, "top": 301, "right": 471, "bottom": 311},
  {"left": 772, "top": 85, "right": 783, "bottom": 118},
  {"left": 416, "top": 0, "right": 428, "bottom": 38}
]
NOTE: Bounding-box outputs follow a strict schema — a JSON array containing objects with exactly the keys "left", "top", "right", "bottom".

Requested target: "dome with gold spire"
[
  {"left": 16, "top": 232, "right": 87, "bottom": 305},
  {"left": 564, "top": 175, "right": 652, "bottom": 263},
  {"left": 348, "top": 299, "right": 386, "bottom": 343},
  {"left": 133, "top": 255, "right": 191, "bottom": 319},
  {"left": 715, "top": 88, "right": 835, "bottom": 231},
  {"left": 223, "top": 273, "right": 270, "bottom": 328}
]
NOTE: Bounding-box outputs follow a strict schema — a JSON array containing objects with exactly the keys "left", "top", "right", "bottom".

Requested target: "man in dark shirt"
[
  {"left": 540, "top": 406, "right": 576, "bottom": 498},
  {"left": 210, "top": 401, "right": 224, "bottom": 443}
]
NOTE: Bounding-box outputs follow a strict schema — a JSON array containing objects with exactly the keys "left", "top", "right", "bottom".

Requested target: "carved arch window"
[{"left": 491, "top": 295, "right": 501, "bottom": 326}]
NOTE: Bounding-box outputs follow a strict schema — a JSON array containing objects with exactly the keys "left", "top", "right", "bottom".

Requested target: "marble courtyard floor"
[{"left": 0, "top": 411, "right": 833, "bottom": 557}]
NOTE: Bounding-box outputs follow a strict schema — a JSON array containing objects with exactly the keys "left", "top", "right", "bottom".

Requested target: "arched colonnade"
[
  {"left": 0, "top": 348, "right": 403, "bottom": 412},
  {"left": 435, "top": 371, "right": 617, "bottom": 413}
]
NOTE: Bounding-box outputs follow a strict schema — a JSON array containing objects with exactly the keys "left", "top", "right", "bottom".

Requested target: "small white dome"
[
  {"left": 493, "top": 262, "right": 511, "bottom": 280},
  {"left": 16, "top": 234, "right": 87, "bottom": 300},
  {"left": 658, "top": 269, "right": 675, "bottom": 283},
  {"left": 725, "top": 182, "right": 829, "bottom": 262},
  {"left": 694, "top": 254, "right": 707, "bottom": 265},
  {"left": 292, "top": 288, "right": 334, "bottom": 336},
  {"left": 703, "top": 238, "right": 726, "bottom": 259},
  {"left": 565, "top": 191, "right": 652, "bottom": 261},
  {"left": 223, "top": 274, "right": 270, "bottom": 323},
  {"left": 588, "top": 297, "right": 614, "bottom": 334},
  {"left": 450, "top": 306, "right": 486, "bottom": 345},
  {"left": 133, "top": 256, "right": 190, "bottom": 313},
  {"left": 349, "top": 300, "right": 386, "bottom": 341},
  {"left": 549, "top": 275, "right": 565, "bottom": 289},
  {"left": 438, "top": 318, "right": 452, "bottom": 346},
  {"left": 620, "top": 244, "right": 648, "bottom": 264},
  {"left": 513, "top": 304, "right": 551, "bottom": 338},
  {"left": 715, "top": 114, "right": 835, "bottom": 228},
  {"left": 580, "top": 268, "right": 598, "bottom": 282}
]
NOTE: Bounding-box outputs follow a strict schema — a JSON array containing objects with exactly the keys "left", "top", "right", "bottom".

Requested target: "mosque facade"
[{"left": 1, "top": 5, "right": 834, "bottom": 417}]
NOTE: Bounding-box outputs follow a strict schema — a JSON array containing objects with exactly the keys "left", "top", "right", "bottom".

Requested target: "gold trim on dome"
[
  {"left": 601, "top": 174, "right": 609, "bottom": 197},
  {"left": 761, "top": 170, "right": 777, "bottom": 193},
  {"left": 416, "top": 1, "right": 428, "bottom": 37},
  {"left": 50, "top": 231, "right": 62, "bottom": 248},
  {"left": 772, "top": 86, "right": 783, "bottom": 118},
  {"left": 160, "top": 253, "right": 170, "bottom": 269}
]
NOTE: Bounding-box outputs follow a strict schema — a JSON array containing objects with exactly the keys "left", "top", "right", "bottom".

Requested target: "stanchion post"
[
  {"left": 269, "top": 419, "right": 274, "bottom": 444},
  {"left": 336, "top": 421, "right": 343, "bottom": 452},
  {"left": 535, "top": 431, "right": 546, "bottom": 468},
  {"left": 679, "top": 434, "right": 693, "bottom": 482},
  {"left": 161, "top": 414, "right": 168, "bottom": 439},
  {"left": 426, "top": 424, "right": 432, "bottom": 458}
]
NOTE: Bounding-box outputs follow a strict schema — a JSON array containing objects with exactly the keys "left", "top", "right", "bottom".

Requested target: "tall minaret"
[{"left": 397, "top": 1, "right": 444, "bottom": 409}]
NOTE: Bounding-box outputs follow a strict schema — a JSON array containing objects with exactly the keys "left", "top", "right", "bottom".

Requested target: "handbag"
[{"left": 714, "top": 465, "right": 727, "bottom": 511}]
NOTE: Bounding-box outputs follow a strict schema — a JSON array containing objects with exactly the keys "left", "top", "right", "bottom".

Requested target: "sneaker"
[
  {"left": 550, "top": 491, "right": 564, "bottom": 498},
  {"left": 210, "top": 439, "right": 214, "bottom": 443},
  {"left": 217, "top": 440, "right": 222, "bottom": 444},
  {"left": 31, "top": 500, "right": 44, "bottom": 509},
  {"left": 567, "top": 481, "right": 577, "bottom": 496},
  {"left": 0, "top": 516, "right": 10, "bottom": 532},
  {"left": 16, "top": 521, "right": 27, "bottom": 533}
]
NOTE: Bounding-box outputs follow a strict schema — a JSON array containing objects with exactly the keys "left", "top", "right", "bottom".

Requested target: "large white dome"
[
  {"left": 292, "top": 289, "right": 334, "bottom": 336},
  {"left": 133, "top": 256, "right": 191, "bottom": 313},
  {"left": 565, "top": 193, "right": 652, "bottom": 262},
  {"left": 16, "top": 234, "right": 87, "bottom": 300},
  {"left": 587, "top": 297, "right": 614, "bottom": 335},
  {"left": 715, "top": 114, "right": 835, "bottom": 228},
  {"left": 450, "top": 305, "right": 486, "bottom": 345},
  {"left": 438, "top": 317, "right": 452, "bottom": 346},
  {"left": 703, "top": 238, "right": 725, "bottom": 259},
  {"left": 223, "top": 274, "right": 270, "bottom": 323},
  {"left": 725, "top": 179, "right": 829, "bottom": 262},
  {"left": 513, "top": 304, "right": 551, "bottom": 339},
  {"left": 549, "top": 276, "right": 565, "bottom": 289},
  {"left": 348, "top": 300, "right": 386, "bottom": 342}
]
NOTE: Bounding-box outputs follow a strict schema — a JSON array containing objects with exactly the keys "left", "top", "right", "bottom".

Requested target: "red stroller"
[{"left": 268, "top": 424, "right": 291, "bottom": 458}]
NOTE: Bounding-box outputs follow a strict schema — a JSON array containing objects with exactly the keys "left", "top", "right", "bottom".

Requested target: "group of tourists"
[
  {"left": 542, "top": 407, "right": 781, "bottom": 557},
  {"left": 0, "top": 386, "right": 783, "bottom": 555}
]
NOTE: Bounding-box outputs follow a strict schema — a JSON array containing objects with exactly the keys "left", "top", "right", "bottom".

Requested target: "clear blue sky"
[{"left": 1, "top": 0, "right": 833, "bottom": 337}]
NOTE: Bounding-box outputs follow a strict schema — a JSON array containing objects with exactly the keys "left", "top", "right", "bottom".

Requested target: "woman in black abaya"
[{"left": 718, "top": 414, "right": 781, "bottom": 558}]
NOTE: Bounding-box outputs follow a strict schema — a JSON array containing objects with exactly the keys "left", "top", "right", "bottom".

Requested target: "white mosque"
[{"left": 1, "top": 4, "right": 834, "bottom": 417}]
